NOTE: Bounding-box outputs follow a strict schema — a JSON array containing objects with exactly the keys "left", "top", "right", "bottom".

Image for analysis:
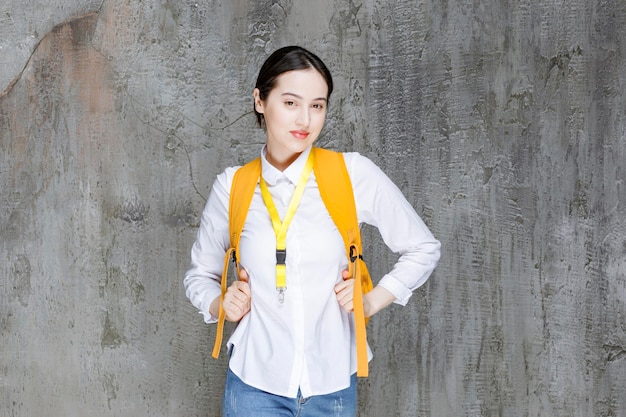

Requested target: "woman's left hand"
[
  {"left": 335, "top": 269, "right": 396, "bottom": 317},
  {"left": 334, "top": 269, "right": 355, "bottom": 313}
]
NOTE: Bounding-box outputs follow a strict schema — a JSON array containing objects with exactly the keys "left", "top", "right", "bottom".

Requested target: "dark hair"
[{"left": 254, "top": 46, "right": 333, "bottom": 128}]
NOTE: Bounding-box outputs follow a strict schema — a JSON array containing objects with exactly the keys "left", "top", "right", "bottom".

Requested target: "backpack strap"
[
  {"left": 211, "top": 158, "right": 261, "bottom": 359},
  {"left": 212, "top": 150, "right": 373, "bottom": 378},
  {"left": 312, "top": 147, "right": 373, "bottom": 377}
]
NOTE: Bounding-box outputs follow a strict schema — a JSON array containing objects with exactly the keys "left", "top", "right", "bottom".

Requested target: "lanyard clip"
[
  {"left": 277, "top": 287, "right": 286, "bottom": 304},
  {"left": 276, "top": 249, "right": 286, "bottom": 265}
]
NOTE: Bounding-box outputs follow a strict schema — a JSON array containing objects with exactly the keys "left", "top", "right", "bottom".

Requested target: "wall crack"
[{"left": 0, "top": 9, "right": 104, "bottom": 99}]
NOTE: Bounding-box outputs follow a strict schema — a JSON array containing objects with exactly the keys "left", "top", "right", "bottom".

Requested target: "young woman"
[{"left": 184, "top": 46, "right": 440, "bottom": 417}]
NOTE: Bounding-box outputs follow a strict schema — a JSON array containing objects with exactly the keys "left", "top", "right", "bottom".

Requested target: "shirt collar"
[{"left": 261, "top": 145, "right": 313, "bottom": 186}]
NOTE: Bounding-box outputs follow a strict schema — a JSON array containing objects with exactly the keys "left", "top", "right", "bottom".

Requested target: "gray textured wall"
[{"left": 1, "top": 1, "right": 625, "bottom": 416}]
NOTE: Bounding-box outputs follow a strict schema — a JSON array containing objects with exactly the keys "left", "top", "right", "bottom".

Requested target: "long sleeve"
[
  {"left": 183, "top": 148, "right": 440, "bottom": 398},
  {"left": 346, "top": 153, "right": 441, "bottom": 305},
  {"left": 183, "top": 167, "right": 238, "bottom": 323}
]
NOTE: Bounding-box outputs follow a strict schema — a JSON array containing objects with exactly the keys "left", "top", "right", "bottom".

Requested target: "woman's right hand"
[
  {"left": 210, "top": 268, "right": 251, "bottom": 322},
  {"left": 224, "top": 268, "right": 251, "bottom": 321}
]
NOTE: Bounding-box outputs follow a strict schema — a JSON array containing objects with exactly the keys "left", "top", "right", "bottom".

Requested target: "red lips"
[{"left": 290, "top": 130, "right": 310, "bottom": 139}]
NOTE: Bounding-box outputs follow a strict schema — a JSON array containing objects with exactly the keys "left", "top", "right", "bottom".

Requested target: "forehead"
[{"left": 271, "top": 68, "right": 329, "bottom": 99}]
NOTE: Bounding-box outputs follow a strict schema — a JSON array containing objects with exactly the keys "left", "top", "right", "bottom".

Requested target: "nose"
[{"left": 296, "top": 107, "right": 310, "bottom": 128}]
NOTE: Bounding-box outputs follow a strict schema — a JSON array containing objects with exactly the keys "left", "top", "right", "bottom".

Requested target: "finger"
[
  {"left": 225, "top": 299, "right": 240, "bottom": 315},
  {"left": 341, "top": 269, "right": 351, "bottom": 280},
  {"left": 229, "top": 281, "right": 251, "bottom": 302},
  {"left": 337, "top": 291, "right": 354, "bottom": 311},
  {"left": 224, "top": 293, "right": 241, "bottom": 313},
  {"left": 337, "top": 286, "right": 353, "bottom": 303},
  {"left": 228, "top": 280, "right": 250, "bottom": 296},
  {"left": 224, "top": 304, "right": 244, "bottom": 322},
  {"left": 341, "top": 300, "right": 354, "bottom": 312},
  {"left": 238, "top": 267, "right": 249, "bottom": 283},
  {"left": 224, "top": 295, "right": 250, "bottom": 321},
  {"left": 237, "top": 280, "right": 251, "bottom": 298},
  {"left": 335, "top": 278, "right": 353, "bottom": 293},
  {"left": 335, "top": 280, "right": 355, "bottom": 311}
]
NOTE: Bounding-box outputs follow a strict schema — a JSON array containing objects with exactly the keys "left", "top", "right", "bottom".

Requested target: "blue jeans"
[{"left": 222, "top": 368, "right": 357, "bottom": 417}]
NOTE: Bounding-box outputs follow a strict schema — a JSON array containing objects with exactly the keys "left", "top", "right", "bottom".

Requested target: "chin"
[{"left": 288, "top": 140, "right": 314, "bottom": 153}]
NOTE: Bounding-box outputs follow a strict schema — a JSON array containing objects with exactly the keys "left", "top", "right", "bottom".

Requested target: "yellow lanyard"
[{"left": 259, "top": 151, "right": 315, "bottom": 303}]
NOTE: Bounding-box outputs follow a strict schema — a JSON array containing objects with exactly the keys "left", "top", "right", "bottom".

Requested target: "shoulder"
[
  {"left": 213, "top": 165, "right": 241, "bottom": 195},
  {"left": 340, "top": 151, "right": 385, "bottom": 179},
  {"left": 213, "top": 157, "right": 262, "bottom": 198},
  {"left": 341, "top": 151, "right": 370, "bottom": 166},
  {"left": 314, "top": 148, "right": 378, "bottom": 172}
]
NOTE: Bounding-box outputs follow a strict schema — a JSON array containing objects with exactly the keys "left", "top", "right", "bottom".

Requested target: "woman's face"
[{"left": 254, "top": 68, "right": 328, "bottom": 170}]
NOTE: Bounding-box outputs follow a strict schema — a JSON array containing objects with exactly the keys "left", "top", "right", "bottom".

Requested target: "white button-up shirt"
[{"left": 184, "top": 146, "right": 440, "bottom": 398}]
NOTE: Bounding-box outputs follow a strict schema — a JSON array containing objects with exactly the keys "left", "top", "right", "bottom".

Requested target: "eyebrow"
[{"left": 281, "top": 92, "right": 327, "bottom": 102}]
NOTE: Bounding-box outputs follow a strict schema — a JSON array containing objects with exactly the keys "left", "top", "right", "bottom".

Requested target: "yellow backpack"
[{"left": 211, "top": 147, "right": 373, "bottom": 377}]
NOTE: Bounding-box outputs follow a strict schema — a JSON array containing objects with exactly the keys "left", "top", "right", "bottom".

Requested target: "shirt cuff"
[
  {"left": 377, "top": 274, "right": 413, "bottom": 306},
  {"left": 200, "top": 294, "right": 219, "bottom": 323}
]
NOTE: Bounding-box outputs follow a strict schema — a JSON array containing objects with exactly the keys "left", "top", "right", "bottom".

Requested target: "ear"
[{"left": 253, "top": 88, "right": 264, "bottom": 114}]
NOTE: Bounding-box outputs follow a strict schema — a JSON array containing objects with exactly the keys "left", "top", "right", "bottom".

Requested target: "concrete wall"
[{"left": 1, "top": 0, "right": 625, "bottom": 416}]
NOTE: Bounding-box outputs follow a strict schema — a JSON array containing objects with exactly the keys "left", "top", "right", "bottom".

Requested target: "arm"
[
  {"left": 346, "top": 153, "right": 441, "bottom": 308},
  {"left": 335, "top": 270, "right": 397, "bottom": 317},
  {"left": 208, "top": 269, "right": 251, "bottom": 322},
  {"left": 183, "top": 167, "right": 246, "bottom": 323}
]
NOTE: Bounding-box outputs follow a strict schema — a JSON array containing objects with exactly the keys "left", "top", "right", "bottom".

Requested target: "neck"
[{"left": 265, "top": 147, "right": 300, "bottom": 172}]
